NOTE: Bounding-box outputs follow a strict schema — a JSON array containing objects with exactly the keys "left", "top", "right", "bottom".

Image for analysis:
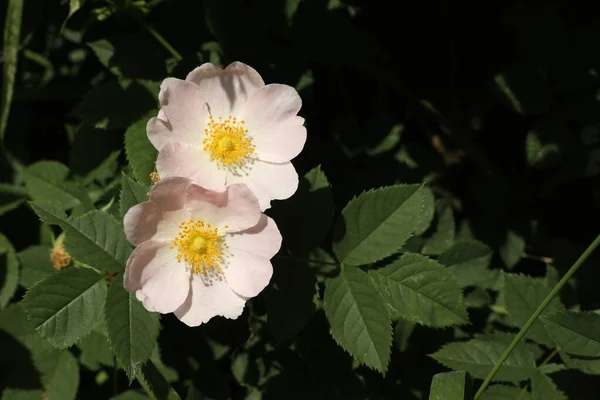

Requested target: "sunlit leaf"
[
  {"left": 324, "top": 267, "right": 392, "bottom": 372},
  {"left": 333, "top": 184, "right": 432, "bottom": 266},
  {"left": 105, "top": 278, "right": 160, "bottom": 379},
  {"left": 370, "top": 253, "right": 467, "bottom": 327},
  {"left": 430, "top": 335, "right": 536, "bottom": 382},
  {"left": 21, "top": 267, "right": 107, "bottom": 349}
]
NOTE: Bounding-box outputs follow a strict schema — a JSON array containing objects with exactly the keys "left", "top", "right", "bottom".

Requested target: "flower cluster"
[{"left": 123, "top": 62, "right": 306, "bottom": 326}]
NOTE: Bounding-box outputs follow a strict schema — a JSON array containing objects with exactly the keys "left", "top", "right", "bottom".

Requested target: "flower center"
[
  {"left": 203, "top": 115, "right": 255, "bottom": 169},
  {"left": 171, "top": 219, "right": 229, "bottom": 277}
]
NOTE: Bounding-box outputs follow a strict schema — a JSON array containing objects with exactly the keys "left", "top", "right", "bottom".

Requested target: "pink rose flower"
[
  {"left": 147, "top": 62, "right": 307, "bottom": 210},
  {"left": 123, "top": 177, "right": 281, "bottom": 326}
]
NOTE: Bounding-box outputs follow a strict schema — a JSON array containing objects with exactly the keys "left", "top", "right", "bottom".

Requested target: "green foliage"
[
  {"left": 120, "top": 174, "right": 149, "bottom": 218},
  {"left": 23, "top": 161, "right": 92, "bottom": 211},
  {"left": 3, "top": 1, "right": 600, "bottom": 398},
  {"left": 422, "top": 200, "right": 455, "bottom": 255},
  {"left": 531, "top": 371, "right": 567, "bottom": 400},
  {"left": 30, "top": 202, "right": 131, "bottom": 272},
  {"left": 429, "top": 371, "right": 472, "bottom": 400},
  {"left": 430, "top": 335, "right": 536, "bottom": 382},
  {"left": 332, "top": 184, "right": 433, "bottom": 266},
  {"left": 502, "top": 273, "right": 563, "bottom": 346},
  {"left": 21, "top": 267, "right": 108, "bottom": 349},
  {"left": 136, "top": 361, "right": 181, "bottom": 400},
  {"left": 370, "top": 253, "right": 468, "bottom": 327},
  {"left": 438, "top": 240, "right": 495, "bottom": 288},
  {"left": 0, "top": 234, "right": 19, "bottom": 309},
  {"left": 105, "top": 278, "right": 160, "bottom": 379},
  {"left": 324, "top": 267, "right": 392, "bottom": 373},
  {"left": 542, "top": 311, "right": 600, "bottom": 374},
  {"left": 17, "top": 245, "right": 55, "bottom": 288},
  {"left": 0, "top": 0, "right": 22, "bottom": 141},
  {"left": 125, "top": 111, "right": 159, "bottom": 185}
]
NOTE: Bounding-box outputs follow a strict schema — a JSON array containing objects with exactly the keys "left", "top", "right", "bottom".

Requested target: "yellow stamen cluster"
[
  {"left": 147, "top": 172, "right": 160, "bottom": 196},
  {"left": 170, "top": 219, "right": 229, "bottom": 277},
  {"left": 203, "top": 115, "right": 255, "bottom": 169},
  {"left": 150, "top": 171, "right": 160, "bottom": 185},
  {"left": 50, "top": 243, "right": 71, "bottom": 270}
]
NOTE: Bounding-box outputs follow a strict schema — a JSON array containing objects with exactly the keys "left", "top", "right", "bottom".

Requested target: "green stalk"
[{"left": 474, "top": 234, "right": 600, "bottom": 399}]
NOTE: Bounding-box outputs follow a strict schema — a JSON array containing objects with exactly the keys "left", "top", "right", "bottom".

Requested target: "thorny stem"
[{"left": 474, "top": 234, "right": 600, "bottom": 399}]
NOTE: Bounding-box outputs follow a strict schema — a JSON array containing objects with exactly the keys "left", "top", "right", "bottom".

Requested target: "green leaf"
[
  {"left": 17, "top": 245, "right": 55, "bottom": 289},
  {"left": 1, "top": 0, "right": 23, "bottom": 141},
  {"left": 1, "top": 390, "right": 45, "bottom": 400},
  {"left": 370, "top": 253, "right": 467, "bottom": 327},
  {"left": 413, "top": 185, "right": 435, "bottom": 236},
  {"left": 269, "top": 165, "right": 334, "bottom": 254},
  {"left": 105, "top": 278, "right": 160, "bottom": 379},
  {"left": 324, "top": 267, "right": 392, "bottom": 372},
  {"left": 542, "top": 311, "right": 600, "bottom": 374},
  {"left": 30, "top": 202, "right": 131, "bottom": 272},
  {"left": 78, "top": 329, "right": 113, "bottom": 371},
  {"left": 430, "top": 336, "right": 536, "bottom": 382},
  {"left": 112, "top": 391, "right": 150, "bottom": 400},
  {"left": 503, "top": 273, "right": 563, "bottom": 346},
  {"left": 0, "top": 233, "right": 19, "bottom": 309},
  {"left": 21, "top": 267, "right": 108, "bottom": 349},
  {"left": 525, "top": 130, "right": 562, "bottom": 169},
  {"left": 120, "top": 174, "right": 149, "bottom": 219},
  {"left": 429, "top": 371, "right": 472, "bottom": 400},
  {"left": 422, "top": 200, "right": 455, "bottom": 255},
  {"left": 125, "top": 111, "right": 158, "bottom": 185},
  {"left": 480, "top": 385, "right": 532, "bottom": 400},
  {"left": 88, "top": 35, "right": 167, "bottom": 81},
  {"left": 83, "top": 150, "right": 121, "bottom": 186},
  {"left": 24, "top": 161, "right": 92, "bottom": 211},
  {"left": 71, "top": 80, "right": 157, "bottom": 131},
  {"left": 60, "top": 0, "right": 83, "bottom": 32},
  {"left": 332, "top": 184, "right": 431, "bottom": 266},
  {"left": 499, "top": 230, "right": 525, "bottom": 269},
  {"left": 531, "top": 371, "right": 567, "bottom": 400},
  {"left": 44, "top": 350, "right": 79, "bottom": 400},
  {"left": 437, "top": 240, "right": 496, "bottom": 288},
  {"left": 0, "top": 304, "right": 60, "bottom": 390},
  {"left": 136, "top": 360, "right": 182, "bottom": 400}
]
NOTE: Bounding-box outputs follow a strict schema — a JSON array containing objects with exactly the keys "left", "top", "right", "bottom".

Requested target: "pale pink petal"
[
  {"left": 227, "top": 161, "right": 299, "bottom": 210},
  {"left": 251, "top": 120, "right": 306, "bottom": 162},
  {"left": 174, "top": 275, "right": 246, "bottom": 326},
  {"left": 158, "top": 78, "right": 209, "bottom": 145},
  {"left": 124, "top": 240, "right": 190, "bottom": 313},
  {"left": 186, "top": 183, "right": 261, "bottom": 233},
  {"left": 156, "top": 142, "right": 227, "bottom": 191},
  {"left": 147, "top": 116, "right": 188, "bottom": 151},
  {"left": 148, "top": 176, "right": 192, "bottom": 212},
  {"left": 223, "top": 216, "right": 280, "bottom": 297},
  {"left": 240, "top": 83, "right": 302, "bottom": 131},
  {"left": 185, "top": 62, "right": 265, "bottom": 117},
  {"left": 124, "top": 201, "right": 162, "bottom": 246}
]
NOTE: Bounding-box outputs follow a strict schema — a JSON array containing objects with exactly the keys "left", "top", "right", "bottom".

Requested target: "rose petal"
[
  {"left": 124, "top": 201, "right": 162, "bottom": 246},
  {"left": 174, "top": 274, "right": 246, "bottom": 326},
  {"left": 158, "top": 78, "right": 209, "bottom": 146},
  {"left": 223, "top": 216, "right": 280, "bottom": 297},
  {"left": 148, "top": 177, "right": 192, "bottom": 212},
  {"left": 156, "top": 142, "right": 227, "bottom": 191},
  {"left": 251, "top": 120, "right": 306, "bottom": 163},
  {"left": 186, "top": 183, "right": 261, "bottom": 233},
  {"left": 124, "top": 240, "right": 190, "bottom": 313},
  {"left": 241, "top": 84, "right": 302, "bottom": 132},
  {"left": 185, "top": 62, "right": 265, "bottom": 117},
  {"left": 226, "top": 161, "right": 299, "bottom": 210}
]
